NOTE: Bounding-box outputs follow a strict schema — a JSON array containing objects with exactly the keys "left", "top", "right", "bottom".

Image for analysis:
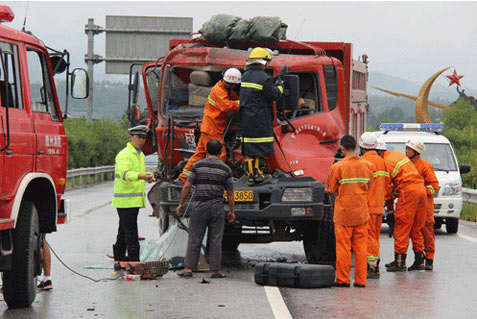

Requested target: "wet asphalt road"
[{"left": 1, "top": 181, "right": 477, "bottom": 318}]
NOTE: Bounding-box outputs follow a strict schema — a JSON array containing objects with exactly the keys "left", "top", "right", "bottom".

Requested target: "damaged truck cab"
[{"left": 133, "top": 38, "right": 368, "bottom": 264}]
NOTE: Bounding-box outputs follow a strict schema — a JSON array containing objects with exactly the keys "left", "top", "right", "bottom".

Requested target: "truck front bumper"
[{"left": 160, "top": 176, "right": 325, "bottom": 221}]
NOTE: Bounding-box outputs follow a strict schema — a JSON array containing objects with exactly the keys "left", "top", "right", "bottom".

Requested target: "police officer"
[
  {"left": 112, "top": 125, "right": 154, "bottom": 262},
  {"left": 239, "top": 47, "right": 284, "bottom": 185}
]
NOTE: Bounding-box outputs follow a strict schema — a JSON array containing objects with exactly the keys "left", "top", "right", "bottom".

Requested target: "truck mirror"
[
  {"left": 71, "top": 68, "right": 89, "bottom": 99},
  {"left": 460, "top": 164, "right": 471, "bottom": 174},
  {"left": 50, "top": 56, "right": 67, "bottom": 75},
  {"left": 283, "top": 74, "right": 299, "bottom": 111},
  {"left": 132, "top": 72, "right": 139, "bottom": 104}
]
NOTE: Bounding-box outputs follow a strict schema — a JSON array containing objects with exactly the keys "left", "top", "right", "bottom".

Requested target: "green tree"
[{"left": 441, "top": 98, "right": 477, "bottom": 188}]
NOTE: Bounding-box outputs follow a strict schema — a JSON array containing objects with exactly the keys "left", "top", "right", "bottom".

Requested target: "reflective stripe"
[
  {"left": 242, "top": 136, "right": 274, "bottom": 143},
  {"left": 338, "top": 178, "right": 371, "bottom": 184},
  {"left": 236, "top": 100, "right": 240, "bottom": 105},
  {"left": 277, "top": 85, "right": 283, "bottom": 94},
  {"left": 114, "top": 174, "right": 121, "bottom": 179},
  {"left": 122, "top": 170, "right": 130, "bottom": 181},
  {"left": 373, "top": 171, "right": 390, "bottom": 178},
  {"left": 427, "top": 185, "right": 436, "bottom": 194},
  {"left": 182, "top": 168, "right": 190, "bottom": 176},
  {"left": 241, "top": 82, "right": 263, "bottom": 90},
  {"left": 392, "top": 158, "right": 410, "bottom": 177},
  {"left": 367, "top": 255, "right": 380, "bottom": 261},
  {"left": 207, "top": 96, "right": 215, "bottom": 106},
  {"left": 113, "top": 192, "right": 143, "bottom": 198}
]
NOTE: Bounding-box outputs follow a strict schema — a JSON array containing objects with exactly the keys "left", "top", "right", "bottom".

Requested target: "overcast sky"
[{"left": 3, "top": 1, "right": 477, "bottom": 92}]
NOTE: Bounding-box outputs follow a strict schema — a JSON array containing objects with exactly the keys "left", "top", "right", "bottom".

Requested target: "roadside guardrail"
[
  {"left": 66, "top": 166, "right": 115, "bottom": 188},
  {"left": 463, "top": 188, "right": 477, "bottom": 204}
]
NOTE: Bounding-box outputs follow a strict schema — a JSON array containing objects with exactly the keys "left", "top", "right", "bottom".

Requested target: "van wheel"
[
  {"left": 446, "top": 218, "right": 459, "bottom": 234},
  {"left": 2, "top": 201, "right": 40, "bottom": 308},
  {"left": 303, "top": 194, "right": 336, "bottom": 266},
  {"left": 434, "top": 220, "right": 442, "bottom": 229}
]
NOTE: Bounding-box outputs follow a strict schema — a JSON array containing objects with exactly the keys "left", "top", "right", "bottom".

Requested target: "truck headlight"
[
  {"left": 282, "top": 187, "right": 313, "bottom": 202},
  {"left": 442, "top": 182, "right": 462, "bottom": 196}
]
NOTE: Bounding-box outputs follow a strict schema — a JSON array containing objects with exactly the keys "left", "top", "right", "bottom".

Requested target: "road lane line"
[
  {"left": 458, "top": 233, "right": 477, "bottom": 243},
  {"left": 264, "top": 286, "right": 293, "bottom": 319}
]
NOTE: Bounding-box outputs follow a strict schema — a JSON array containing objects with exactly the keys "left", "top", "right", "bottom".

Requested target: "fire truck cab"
[{"left": 0, "top": 5, "right": 88, "bottom": 308}]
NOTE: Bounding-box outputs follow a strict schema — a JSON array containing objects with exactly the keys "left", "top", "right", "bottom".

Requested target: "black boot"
[
  {"left": 408, "top": 251, "right": 425, "bottom": 271},
  {"left": 113, "top": 244, "right": 126, "bottom": 262},
  {"left": 385, "top": 254, "right": 398, "bottom": 268},
  {"left": 425, "top": 258, "right": 433, "bottom": 271},
  {"left": 127, "top": 245, "right": 140, "bottom": 262},
  {"left": 387, "top": 254, "right": 407, "bottom": 272},
  {"left": 367, "top": 259, "right": 380, "bottom": 279}
]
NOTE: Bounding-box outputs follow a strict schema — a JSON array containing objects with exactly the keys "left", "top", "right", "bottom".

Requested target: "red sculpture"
[{"left": 446, "top": 69, "right": 464, "bottom": 87}]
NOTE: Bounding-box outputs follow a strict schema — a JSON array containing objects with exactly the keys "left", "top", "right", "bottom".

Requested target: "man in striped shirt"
[
  {"left": 177, "top": 139, "right": 235, "bottom": 278},
  {"left": 327, "top": 135, "right": 374, "bottom": 287}
]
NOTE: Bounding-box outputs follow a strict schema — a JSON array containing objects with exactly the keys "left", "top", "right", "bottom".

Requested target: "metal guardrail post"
[
  {"left": 463, "top": 188, "right": 477, "bottom": 204},
  {"left": 66, "top": 166, "right": 115, "bottom": 189}
]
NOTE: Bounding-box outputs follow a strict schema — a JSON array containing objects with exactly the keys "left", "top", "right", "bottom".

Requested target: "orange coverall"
[
  {"left": 362, "top": 151, "right": 388, "bottom": 263},
  {"left": 413, "top": 157, "right": 439, "bottom": 260},
  {"left": 383, "top": 151, "right": 427, "bottom": 255},
  {"left": 179, "top": 80, "right": 239, "bottom": 183},
  {"left": 327, "top": 156, "right": 373, "bottom": 286}
]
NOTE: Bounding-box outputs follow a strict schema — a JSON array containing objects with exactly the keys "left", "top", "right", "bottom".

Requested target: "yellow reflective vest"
[{"left": 112, "top": 142, "right": 146, "bottom": 208}]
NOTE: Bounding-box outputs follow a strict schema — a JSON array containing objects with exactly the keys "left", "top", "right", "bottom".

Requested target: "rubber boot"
[
  {"left": 113, "top": 244, "right": 126, "bottom": 262},
  {"left": 253, "top": 157, "right": 265, "bottom": 183},
  {"left": 408, "top": 251, "right": 425, "bottom": 271},
  {"left": 245, "top": 159, "right": 255, "bottom": 186},
  {"left": 387, "top": 254, "right": 407, "bottom": 272},
  {"left": 367, "top": 259, "right": 380, "bottom": 279},
  {"left": 127, "top": 245, "right": 140, "bottom": 262},
  {"left": 425, "top": 258, "right": 433, "bottom": 271},
  {"left": 385, "top": 254, "right": 397, "bottom": 268}
]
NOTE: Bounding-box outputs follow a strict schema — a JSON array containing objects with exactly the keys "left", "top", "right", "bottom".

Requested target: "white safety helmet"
[
  {"left": 223, "top": 68, "right": 242, "bottom": 84},
  {"left": 375, "top": 138, "right": 388, "bottom": 151},
  {"left": 406, "top": 139, "right": 425, "bottom": 154},
  {"left": 359, "top": 132, "right": 377, "bottom": 149}
]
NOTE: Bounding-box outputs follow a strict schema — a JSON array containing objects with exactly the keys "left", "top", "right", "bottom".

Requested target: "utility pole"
[{"left": 84, "top": 18, "right": 104, "bottom": 122}]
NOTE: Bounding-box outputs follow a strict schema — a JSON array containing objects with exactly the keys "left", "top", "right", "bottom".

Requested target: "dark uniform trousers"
[
  {"left": 184, "top": 202, "right": 225, "bottom": 272},
  {"left": 115, "top": 207, "right": 140, "bottom": 261}
]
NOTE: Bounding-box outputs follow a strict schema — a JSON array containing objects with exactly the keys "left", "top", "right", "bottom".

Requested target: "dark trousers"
[
  {"left": 115, "top": 208, "right": 140, "bottom": 261},
  {"left": 184, "top": 203, "right": 225, "bottom": 272}
]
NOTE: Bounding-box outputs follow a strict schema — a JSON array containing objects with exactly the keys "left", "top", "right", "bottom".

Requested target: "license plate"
[{"left": 224, "top": 190, "right": 254, "bottom": 202}]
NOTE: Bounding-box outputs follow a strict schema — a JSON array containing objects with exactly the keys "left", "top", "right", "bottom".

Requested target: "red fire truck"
[
  {"left": 128, "top": 35, "right": 368, "bottom": 265},
  {"left": 0, "top": 6, "right": 88, "bottom": 307}
]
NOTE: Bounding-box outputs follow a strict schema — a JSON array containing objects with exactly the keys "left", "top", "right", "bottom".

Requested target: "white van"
[{"left": 375, "top": 123, "right": 471, "bottom": 234}]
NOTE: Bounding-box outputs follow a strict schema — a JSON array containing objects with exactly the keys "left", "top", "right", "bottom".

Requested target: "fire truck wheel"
[
  {"left": 302, "top": 194, "right": 336, "bottom": 267},
  {"left": 3, "top": 200, "right": 40, "bottom": 308}
]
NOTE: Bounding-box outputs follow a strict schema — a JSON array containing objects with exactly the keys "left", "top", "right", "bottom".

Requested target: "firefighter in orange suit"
[
  {"left": 405, "top": 139, "right": 439, "bottom": 271},
  {"left": 327, "top": 135, "right": 373, "bottom": 288},
  {"left": 359, "top": 132, "right": 388, "bottom": 279},
  {"left": 178, "top": 68, "right": 241, "bottom": 183},
  {"left": 382, "top": 149, "right": 427, "bottom": 272}
]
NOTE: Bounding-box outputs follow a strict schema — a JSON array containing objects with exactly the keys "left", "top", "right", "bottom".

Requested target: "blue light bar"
[{"left": 379, "top": 123, "right": 443, "bottom": 133}]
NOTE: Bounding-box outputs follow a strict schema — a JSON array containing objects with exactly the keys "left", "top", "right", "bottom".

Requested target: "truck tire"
[
  {"left": 2, "top": 200, "right": 40, "bottom": 308},
  {"left": 158, "top": 205, "right": 170, "bottom": 236},
  {"left": 303, "top": 194, "right": 336, "bottom": 266},
  {"left": 446, "top": 218, "right": 459, "bottom": 234},
  {"left": 222, "top": 237, "right": 240, "bottom": 251}
]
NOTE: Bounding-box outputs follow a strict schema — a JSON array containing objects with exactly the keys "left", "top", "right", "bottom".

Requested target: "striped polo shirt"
[{"left": 187, "top": 156, "right": 234, "bottom": 207}]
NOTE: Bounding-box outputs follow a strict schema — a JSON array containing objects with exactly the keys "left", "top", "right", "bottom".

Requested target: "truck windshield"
[{"left": 386, "top": 142, "right": 458, "bottom": 171}]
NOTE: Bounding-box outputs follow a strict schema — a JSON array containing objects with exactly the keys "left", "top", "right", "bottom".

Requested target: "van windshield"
[{"left": 386, "top": 142, "right": 457, "bottom": 171}]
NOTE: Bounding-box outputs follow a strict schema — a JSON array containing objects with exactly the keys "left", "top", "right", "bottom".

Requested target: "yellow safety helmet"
[{"left": 247, "top": 47, "right": 271, "bottom": 61}]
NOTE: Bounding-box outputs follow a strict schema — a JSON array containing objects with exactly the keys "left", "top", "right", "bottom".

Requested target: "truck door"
[
  {"left": 0, "top": 41, "right": 34, "bottom": 198},
  {"left": 26, "top": 48, "right": 67, "bottom": 192}
]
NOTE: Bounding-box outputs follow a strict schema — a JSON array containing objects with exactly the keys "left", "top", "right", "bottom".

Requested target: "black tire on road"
[
  {"left": 434, "top": 220, "right": 442, "bottom": 230},
  {"left": 446, "top": 218, "right": 459, "bottom": 234},
  {"left": 303, "top": 194, "right": 336, "bottom": 266},
  {"left": 2, "top": 200, "right": 40, "bottom": 308}
]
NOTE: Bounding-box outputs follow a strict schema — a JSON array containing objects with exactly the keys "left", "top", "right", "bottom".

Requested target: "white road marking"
[
  {"left": 264, "top": 286, "right": 293, "bottom": 319},
  {"left": 458, "top": 233, "right": 477, "bottom": 243}
]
